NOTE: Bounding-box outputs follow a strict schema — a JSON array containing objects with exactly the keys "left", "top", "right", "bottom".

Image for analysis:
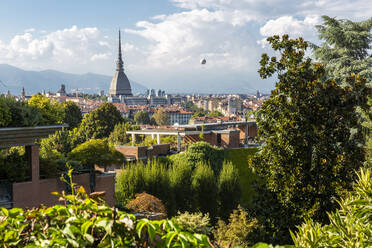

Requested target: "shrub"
[
  {"left": 115, "top": 161, "right": 171, "bottom": 211},
  {"left": 191, "top": 163, "right": 218, "bottom": 218},
  {"left": 213, "top": 205, "right": 259, "bottom": 247},
  {"left": 218, "top": 161, "right": 241, "bottom": 220},
  {"left": 69, "top": 139, "right": 125, "bottom": 171},
  {"left": 187, "top": 142, "right": 224, "bottom": 173},
  {"left": 169, "top": 161, "right": 193, "bottom": 213},
  {"left": 173, "top": 211, "right": 211, "bottom": 235},
  {"left": 0, "top": 147, "right": 29, "bottom": 182},
  {"left": 291, "top": 168, "right": 372, "bottom": 247},
  {"left": 0, "top": 170, "right": 211, "bottom": 247},
  {"left": 115, "top": 162, "right": 145, "bottom": 207},
  {"left": 126, "top": 192, "right": 167, "bottom": 217}
]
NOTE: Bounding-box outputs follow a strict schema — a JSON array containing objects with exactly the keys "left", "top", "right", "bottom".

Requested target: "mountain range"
[{"left": 0, "top": 64, "right": 147, "bottom": 95}]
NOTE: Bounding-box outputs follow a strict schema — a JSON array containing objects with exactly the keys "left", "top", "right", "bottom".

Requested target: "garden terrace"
[{"left": 0, "top": 125, "right": 115, "bottom": 209}]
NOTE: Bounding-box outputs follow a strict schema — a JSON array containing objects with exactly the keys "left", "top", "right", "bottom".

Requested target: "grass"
[{"left": 225, "top": 147, "right": 258, "bottom": 208}]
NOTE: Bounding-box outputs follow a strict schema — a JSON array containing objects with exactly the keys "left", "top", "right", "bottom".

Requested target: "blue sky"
[{"left": 0, "top": 0, "right": 371, "bottom": 93}]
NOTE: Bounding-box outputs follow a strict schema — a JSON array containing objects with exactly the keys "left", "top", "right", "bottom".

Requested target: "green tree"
[
  {"left": 253, "top": 35, "right": 370, "bottom": 242},
  {"left": 40, "top": 130, "right": 72, "bottom": 158},
  {"left": 28, "top": 94, "right": 64, "bottom": 124},
  {"left": 0, "top": 97, "right": 11, "bottom": 127},
  {"left": 186, "top": 141, "right": 224, "bottom": 174},
  {"left": 134, "top": 111, "right": 151, "bottom": 125},
  {"left": 214, "top": 206, "right": 259, "bottom": 248},
  {"left": 152, "top": 108, "right": 169, "bottom": 126},
  {"left": 108, "top": 122, "right": 139, "bottom": 145},
  {"left": 169, "top": 161, "right": 193, "bottom": 213},
  {"left": 312, "top": 16, "right": 372, "bottom": 160},
  {"left": 62, "top": 101, "right": 82, "bottom": 129},
  {"left": 78, "top": 103, "right": 123, "bottom": 140},
  {"left": 218, "top": 161, "right": 241, "bottom": 220},
  {"left": 312, "top": 16, "right": 372, "bottom": 86},
  {"left": 69, "top": 139, "right": 125, "bottom": 171},
  {"left": 191, "top": 163, "right": 217, "bottom": 218},
  {"left": 0, "top": 96, "right": 43, "bottom": 127}
]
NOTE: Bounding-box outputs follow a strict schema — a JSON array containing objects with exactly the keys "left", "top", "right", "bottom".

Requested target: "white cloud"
[
  {"left": 91, "top": 52, "right": 111, "bottom": 61},
  {"left": 0, "top": 26, "right": 112, "bottom": 72},
  {"left": 258, "top": 15, "right": 321, "bottom": 47}
]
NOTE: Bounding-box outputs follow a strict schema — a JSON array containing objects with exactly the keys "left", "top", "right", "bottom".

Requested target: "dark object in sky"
[{"left": 200, "top": 58, "right": 206, "bottom": 65}]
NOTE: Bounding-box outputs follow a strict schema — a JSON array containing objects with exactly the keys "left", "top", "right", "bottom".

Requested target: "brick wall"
[
  {"left": 115, "top": 146, "right": 148, "bottom": 160},
  {"left": 13, "top": 173, "right": 115, "bottom": 208}
]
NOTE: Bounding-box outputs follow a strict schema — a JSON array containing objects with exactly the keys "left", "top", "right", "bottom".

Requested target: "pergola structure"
[
  {"left": 0, "top": 125, "right": 68, "bottom": 208},
  {"left": 127, "top": 120, "right": 257, "bottom": 152}
]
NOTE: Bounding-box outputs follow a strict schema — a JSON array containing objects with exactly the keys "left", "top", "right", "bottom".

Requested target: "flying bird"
[{"left": 200, "top": 58, "right": 206, "bottom": 65}]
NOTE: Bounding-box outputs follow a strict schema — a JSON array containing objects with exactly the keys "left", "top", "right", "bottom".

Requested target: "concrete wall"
[
  {"left": 115, "top": 144, "right": 170, "bottom": 161},
  {"left": 13, "top": 173, "right": 115, "bottom": 209},
  {"left": 149, "top": 144, "right": 170, "bottom": 157}
]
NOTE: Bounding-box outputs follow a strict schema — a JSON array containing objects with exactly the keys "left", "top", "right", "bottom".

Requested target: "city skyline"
[{"left": 0, "top": 0, "right": 371, "bottom": 93}]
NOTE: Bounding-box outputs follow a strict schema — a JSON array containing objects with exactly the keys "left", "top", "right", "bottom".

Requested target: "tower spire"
[{"left": 116, "top": 29, "right": 124, "bottom": 71}]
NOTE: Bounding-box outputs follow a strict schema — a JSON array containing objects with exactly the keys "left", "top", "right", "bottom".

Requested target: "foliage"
[
  {"left": 40, "top": 129, "right": 73, "bottom": 157},
  {"left": 69, "top": 139, "right": 125, "bottom": 170},
  {"left": 135, "top": 136, "right": 157, "bottom": 147},
  {"left": 191, "top": 163, "right": 217, "bottom": 219},
  {"left": 186, "top": 141, "right": 224, "bottom": 174},
  {"left": 125, "top": 193, "right": 167, "bottom": 217},
  {"left": 62, "top": 101, "right": 82, "bottom": 129},
  {"left": 115, "top": 161, "right": 171, "bottom": 210},
  {"left": 169, "top": 161, "right": 193, "bottom": 212},
  {"left": 116, "top": 156, "right": 238, "bottom": 221},
  {"left": 0, "top": 147, "right": 29, "bottom": 182},
  {"left": 225, "top": 148, "right": 258, "bottom": 208},
  {"left": 181, "top": 101, "right": 204, "bottom": 113},
  {"left": 0, "top": 96, "right": 44, "bottom": 127},
  {"left": 0, "top": 169, "right": 211, "bottom": 247},
  {"left": 291, "top": 168, "right": 372, "bottom": 248},
  {"left": 173, "top": 211, "right": 211, "bottom": 235},
  {"left": 0, "top": 97, "right": 11, "bottom": 127},
  {"left": 108, "top": 122, "right": 139, "bottom": 146},
  {"left": 253, "top": 35, "right": 370, "bottom": 243},
  {"left": 213, "top": 205, "right": 259, "bottom": 248},
  {"left": 78, "top": 103, "right": 123, "bottom": 140},
  {"left": 134, "top": 111, "right": 151, "bottom": 125},
  {"left": 28, "top": 94, "right": 64, "bottom": 124},
  {"left": 152, "top": 108, "right": 170, "bottom": 126},
  {"left": 218, "top": 161, "right": 241, "bottom": 220},
  {"left": 312, "top": 16, "right": 372, "bottom": 86},
  {"left": 207, "top": 110, "right": 223, "bottom": 117}
]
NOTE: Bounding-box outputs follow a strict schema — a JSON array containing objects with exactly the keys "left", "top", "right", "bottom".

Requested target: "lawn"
[{"left": 225, "top": 147, "right": 258, "bottom": 208}]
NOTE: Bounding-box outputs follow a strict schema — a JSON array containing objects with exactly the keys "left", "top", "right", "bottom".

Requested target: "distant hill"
[{"left": 0, "top": 64, "right": 147, "bottom": 95}]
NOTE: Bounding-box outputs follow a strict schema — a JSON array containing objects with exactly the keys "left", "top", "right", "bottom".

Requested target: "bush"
[
  {"left": 187, "top": 142, "right": 224, "bottom": 173},
  {"left": 115, "top": 161, "right": 171, "bottom": 210},
  {"left": 0, "top": 147, "right": 29, "bottom": 182},
  {"left": 218, "top": 161, "right": 241, "bottom": 220},
  {"left": 125, "top": 192, "right": 167, "bottom": 217},
  {"left": 191, "top": 163, "right": 218, "bottom": 218},
  {"left": 0, "top": 96, "right": 44, "bottom": 127},
  {"left": 213, "top": 205, "right": 259, "bottom": 247},
  {"left": 291, "top": 168, "right": 372, "bottom": 247},
  {"left": 69, "top": 139, "right": 125, "bottom": 171},
  {"left": 0, "top": 171, "right": 211, "bottom": 247},
  {"left": 173, "top": 211, "right": 211, "bottom": 235},
  {"left": 169, "top": 161, "right": 193, "bottom": 213}
]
